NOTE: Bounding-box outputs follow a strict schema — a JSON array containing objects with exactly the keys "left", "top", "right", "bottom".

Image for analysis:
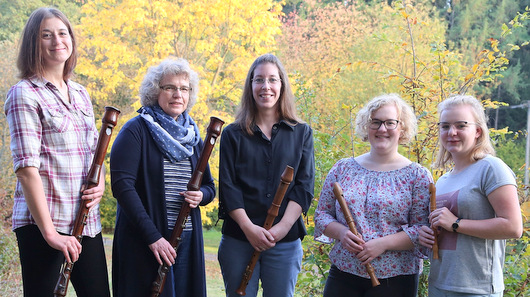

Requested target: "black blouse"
[{"left": 218, "top": 120, "right": 315, "bottom": 242}]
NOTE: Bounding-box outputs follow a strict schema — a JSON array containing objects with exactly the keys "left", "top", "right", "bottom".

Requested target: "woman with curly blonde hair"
[{"left": 315, "top": 93, "right": 432, "bottom": 297}]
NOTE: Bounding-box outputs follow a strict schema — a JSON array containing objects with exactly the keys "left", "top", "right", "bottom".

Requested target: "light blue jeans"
[
  {"left": 429, "top": 286, "right": 502, "bottom": 297},
  {"left": 218, "top": 235, "right": 303, "bottom": 297}
]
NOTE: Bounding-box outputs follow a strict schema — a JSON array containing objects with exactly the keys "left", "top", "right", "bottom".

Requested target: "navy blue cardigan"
[{"left": 110, "top": 116, "right": 215, "bottom": 297}]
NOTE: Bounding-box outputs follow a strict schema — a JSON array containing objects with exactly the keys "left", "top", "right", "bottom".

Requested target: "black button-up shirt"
[{"left": 219, "top": 120, "right": 315, "bottom": 242}]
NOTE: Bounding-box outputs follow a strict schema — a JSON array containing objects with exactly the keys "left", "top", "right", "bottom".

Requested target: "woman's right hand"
[
  {"left": 43, "top": 231, "right": 82, "bottom": 263},
  {"left": 339, "top": 228, "right": 365, "bottom": 254},
  {"left": 418, "top": 225, "right": 435, "bottom": 249},
  {"left": 149, "top": 237, "right": 177, "bottom": 266}
]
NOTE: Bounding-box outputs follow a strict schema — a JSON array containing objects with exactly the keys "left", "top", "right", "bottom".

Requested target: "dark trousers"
[
  {"left": 15, "top": 224, "right": 110, "bottom": 297},
  {"left": 323, "top": 265, "right": 419, "bottom": 297}
]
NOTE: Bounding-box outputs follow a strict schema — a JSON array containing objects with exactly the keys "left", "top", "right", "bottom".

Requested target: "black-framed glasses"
[
  {"left": 437, "top": 121, "right": 477, "bottom": 132},
  {"left": 369, "top": 119, "right": 400, "bottom": 130},
  {"left": 251, "top": 77, "right": 282, "bottom": 85},
  {"left": 160, "top": 85, "right": 192, "bottom": 94}
]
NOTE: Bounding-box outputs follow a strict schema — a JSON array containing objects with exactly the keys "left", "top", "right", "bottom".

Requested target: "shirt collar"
[
  {"left": 28, "top": 76, "right": 81, "bottom": 91},
  {"left": 251, "top": 119, "right": 296, "bottom": 133}
]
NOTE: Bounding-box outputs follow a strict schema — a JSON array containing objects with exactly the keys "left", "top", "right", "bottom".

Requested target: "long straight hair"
[
  {"left": 17, "top": 7, "right": 77, "bottom": 80},
  {"left": 235, "top": 53, "right": 302, "bottom": 135},
  {"left": 434, "top": 94, "right": 495, "bottom": 169}
]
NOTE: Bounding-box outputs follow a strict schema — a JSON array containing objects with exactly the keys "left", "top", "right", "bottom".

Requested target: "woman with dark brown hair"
[
  {"left": 218, "top": 53, "right": 315, "bottom": 297},
  {"left": 4, "top": 7, "right": 110, "bottom": 297}
]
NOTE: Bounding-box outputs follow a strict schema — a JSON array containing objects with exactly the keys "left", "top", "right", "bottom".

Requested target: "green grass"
[
  {"left": 0, "top": 229, "right": 226, "bottom": 297},
  {"left": 203, "top": 228, "right": 222, "bottom": 254},
  {"left": 202, "top": 229, "right": 225, "bottom": 297}
]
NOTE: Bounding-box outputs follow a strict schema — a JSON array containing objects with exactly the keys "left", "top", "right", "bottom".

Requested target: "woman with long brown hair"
[
  {"left": 4, "top": 7, "right": 110, "bottom": 296},
  {"left": 217, "top": 53, "right": 315, "bottom": 297}
]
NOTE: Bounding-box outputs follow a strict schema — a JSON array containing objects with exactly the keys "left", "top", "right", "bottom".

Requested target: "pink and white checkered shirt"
[{"left": 5, "top": 77, "right": 101, "bottom": 237}]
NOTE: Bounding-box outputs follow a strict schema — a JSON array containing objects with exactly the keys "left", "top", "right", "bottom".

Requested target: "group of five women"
[{"left": 5, "top": 6, "right": 523, "bottom": 297}]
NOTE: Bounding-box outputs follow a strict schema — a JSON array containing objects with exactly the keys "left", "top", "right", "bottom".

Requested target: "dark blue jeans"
[
  {"left": 323, "top": 265, "right": 419, "bottom": 297},
  {"left": 170, "top": 230, "right": 192, "bottom": 296}
]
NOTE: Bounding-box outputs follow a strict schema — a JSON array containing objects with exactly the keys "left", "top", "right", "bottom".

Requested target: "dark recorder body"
[
  {"left": 54, "top": 106, "right": 121, "bottom": 297},
  {"left": 150, "top": 116, "right": 224, "bottom": 297}
]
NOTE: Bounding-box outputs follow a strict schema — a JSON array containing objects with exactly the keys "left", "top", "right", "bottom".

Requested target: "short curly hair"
[
  {"left": 355, "top": 93, "right": 417, "bottom": 144},
  {"left": 139, "top": 57, "right": 199, "bottom": 112}
]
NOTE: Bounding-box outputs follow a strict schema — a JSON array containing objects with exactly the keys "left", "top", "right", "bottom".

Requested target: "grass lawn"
[
  {"left": 1, "top": 228, "right": 228, "bottom": 296},
  {"left": 203, "top": 228, "right": 222, "bottom": 255},
  {"left": 203, "top": 229, "right": 226, "bottom": 297}
]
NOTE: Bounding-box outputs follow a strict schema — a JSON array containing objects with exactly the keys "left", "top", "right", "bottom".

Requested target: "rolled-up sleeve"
[{"left": 5, "top": 86, "right": 42, "bottom": 171}]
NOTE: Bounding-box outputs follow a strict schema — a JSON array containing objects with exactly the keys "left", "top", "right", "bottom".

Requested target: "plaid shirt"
[{"left": 5, "top": 77, "right": 101, "bottom": 237}]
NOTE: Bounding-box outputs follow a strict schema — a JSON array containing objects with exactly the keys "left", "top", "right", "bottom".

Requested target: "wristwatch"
[{"left": 452, "top": 218, "right": 462, "bottom": 233}]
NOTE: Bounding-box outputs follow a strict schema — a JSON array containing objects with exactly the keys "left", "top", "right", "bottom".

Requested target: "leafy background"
[{"left": 0, "top": 0, "right": 529, "bottom": 296}]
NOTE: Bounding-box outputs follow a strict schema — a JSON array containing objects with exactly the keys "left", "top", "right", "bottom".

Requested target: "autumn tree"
[
  {"left": 76, "top": 0, "right": 284, "bottom": 227},
  {"left": 77, "top": 0, "right": 283, "bottom": 120}
]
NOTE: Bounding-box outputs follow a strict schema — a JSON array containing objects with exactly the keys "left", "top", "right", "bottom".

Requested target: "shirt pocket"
[
  {"left": 42, "top": 107, "right": 72, "bottom": 133},
  {"left": 78, "top": 105, "right": 94, "bottom": 118}
]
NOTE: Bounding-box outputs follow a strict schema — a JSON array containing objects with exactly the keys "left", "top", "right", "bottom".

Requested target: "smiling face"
[
  {"left": 439, "top": 104, "right": 481, "bottom": 160},
  {"left": 157, "top": 73, "right": 190, "bottom": 119},
  {"left": 252, "top": 62, "right": 282, "bottom": 113},
  {"left": 368, "top": 104, "right": 402, "bottom": 154},
  {"left": 40, "top": 17, "right": 72, "bottom": 69}
]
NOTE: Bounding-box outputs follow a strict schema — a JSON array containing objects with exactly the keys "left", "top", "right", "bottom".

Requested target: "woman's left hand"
[
  {"left": 181, "top": 190, "right": 203, "bottom": 208},
  {"left": 268, "top": 221, "right": 291, "bottom": 243},
  {"left": 356, "top": 237, "right": 386, "bottom": 265},
  {"left": 81, "top": 179, "right": 105, "bottom": 210},
  {"left": 430, "top": 207, "right": 458, "bottom": 232}
]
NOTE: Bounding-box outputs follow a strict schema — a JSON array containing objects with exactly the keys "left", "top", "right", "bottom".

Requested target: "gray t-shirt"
[{"left": 429, "top": 155, "right": 516, "bottom": 294}]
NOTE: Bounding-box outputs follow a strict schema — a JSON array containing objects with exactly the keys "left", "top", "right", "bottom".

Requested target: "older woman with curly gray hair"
[
  {"left": 315, "top": 93, "right": 432, "bottom": 297},
  {"left": 110, "top": 57, "right": 215, "bottom": 297}
]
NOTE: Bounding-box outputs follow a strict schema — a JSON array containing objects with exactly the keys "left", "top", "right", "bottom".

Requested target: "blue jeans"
[
  {"left": 429, "top": 286, "right": 502, "bottom": 297},
  {"left": 218, "top": 235, "right": 302, "bottom": 297}
]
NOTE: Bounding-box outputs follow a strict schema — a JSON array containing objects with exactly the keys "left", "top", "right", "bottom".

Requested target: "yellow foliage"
[
  {"left": 522, "top": 201, "right": 530, "bottom": 222},
  {"left": 75, "top": 0, "right": 281, "bottom": 228},
  {"left": 77, "top": 0, "right": 283, "bottom": 118}
]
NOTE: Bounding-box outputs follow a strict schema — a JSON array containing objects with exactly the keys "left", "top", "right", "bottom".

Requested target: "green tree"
[
  {"left": 444, "top": 0, "right": 530, "bottom": 132},
  {"left": 0, "top": 0, "right": 83, "bottom": 42},
  {"left": 282, "top": 1, "right": 530, "bottom": 295}
]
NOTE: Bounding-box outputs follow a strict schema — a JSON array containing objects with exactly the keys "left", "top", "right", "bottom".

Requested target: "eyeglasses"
[
  {"left": 437, "top": 121, "right": 477, "bottom": 132},
  {"left": 251, "top": 77, "right": 282, "bottom": 85},
  {"left": 369, "top": 119, "right": 400, "bottom": 130},
  {"left": 160, "top": 85, "right": 192, "bottom": 94}
]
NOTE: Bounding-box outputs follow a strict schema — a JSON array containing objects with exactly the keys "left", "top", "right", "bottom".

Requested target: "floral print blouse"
[{"left": 314, "top": 157, "right": 432, "bottom": 279}]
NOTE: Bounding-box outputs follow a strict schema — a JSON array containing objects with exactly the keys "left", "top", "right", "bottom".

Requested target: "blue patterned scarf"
[{"left": 138, "top": 105, "right": 200, "bottom": 163}]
